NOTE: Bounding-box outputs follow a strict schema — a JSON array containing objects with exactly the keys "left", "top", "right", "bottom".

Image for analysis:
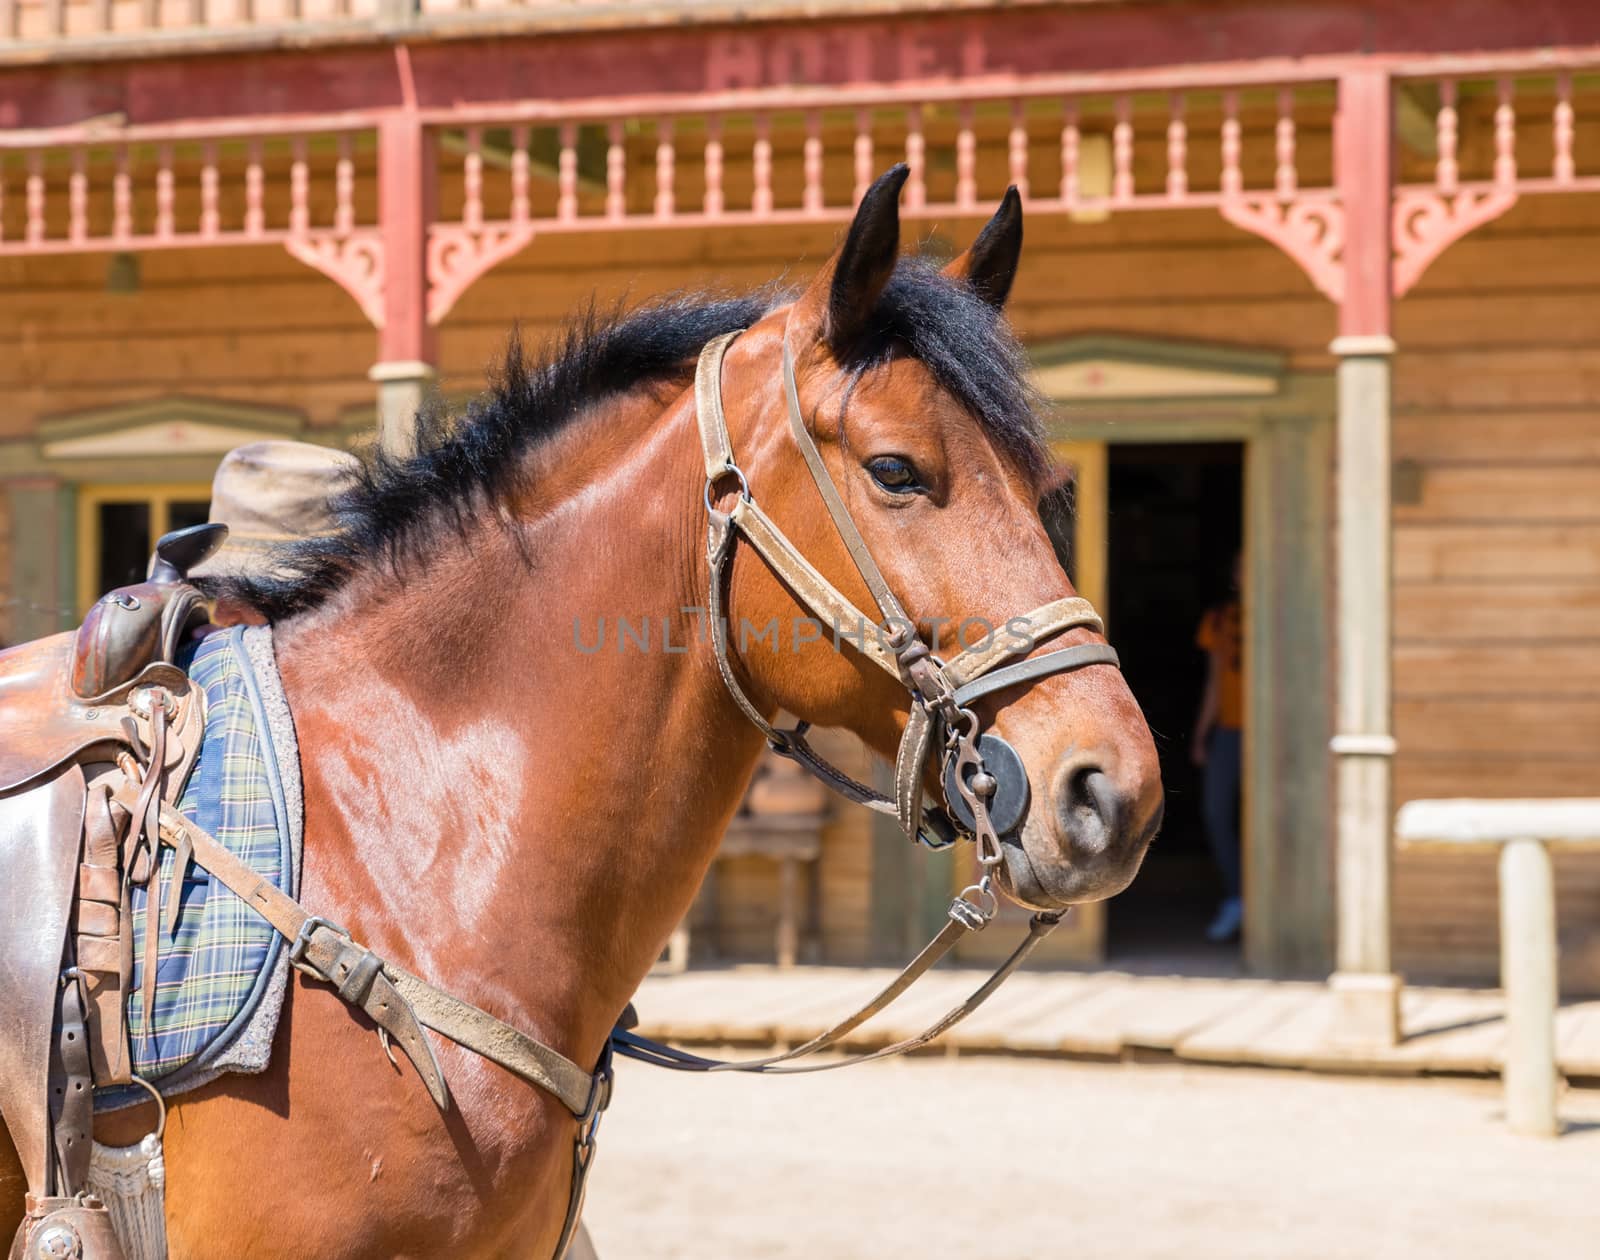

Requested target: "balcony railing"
[{"left": 0, "top": 0, "right": 853, "bottom": 54}]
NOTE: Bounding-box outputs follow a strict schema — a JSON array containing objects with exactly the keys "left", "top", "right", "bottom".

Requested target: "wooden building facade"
[{"left": 3, "top": 0, "right": 1599, "bottom": 1022}]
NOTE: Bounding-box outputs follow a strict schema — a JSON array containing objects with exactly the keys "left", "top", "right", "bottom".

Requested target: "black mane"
[{"left": 205, "top": 259, "right": 1045, "bottom": 622}]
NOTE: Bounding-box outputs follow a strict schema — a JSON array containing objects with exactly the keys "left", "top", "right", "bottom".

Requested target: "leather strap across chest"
[
  {"left": 119, "top": 793, "right": 610, "bottom": 1260},
  {"left": 135, "top": 799, "right": 603, "bottom": 1119}
]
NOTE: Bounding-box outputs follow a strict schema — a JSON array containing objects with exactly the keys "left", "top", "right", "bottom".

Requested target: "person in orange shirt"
[{"left": 1191, "top": 553, "right": 1243, "bottom": 943}]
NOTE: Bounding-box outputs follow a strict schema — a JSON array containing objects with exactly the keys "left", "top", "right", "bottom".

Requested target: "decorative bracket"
[
  {"left": 1392, "top": 188, "right": 1517, "bottom": 297},
  {"left": 1219, "top": 193, "right": 1345, "bottom": 304},
  {"left": 284, "top": 230, "right": 387, "bottom": 329},
  {"left": 426, "top": 224, "right": 538, "bottom": 326}
]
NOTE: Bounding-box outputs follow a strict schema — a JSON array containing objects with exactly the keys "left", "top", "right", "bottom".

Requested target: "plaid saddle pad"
[{"left": 122, "top": 626, "right": 296, "bottom": 1082}]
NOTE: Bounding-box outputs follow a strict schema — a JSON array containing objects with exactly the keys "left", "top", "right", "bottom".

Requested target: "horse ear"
[
  {"left": 944, "top": 186, "right": 1023, "bottom": 309},
  {"left": 794, "top": 164, "right": 909, "bottom": 349}
]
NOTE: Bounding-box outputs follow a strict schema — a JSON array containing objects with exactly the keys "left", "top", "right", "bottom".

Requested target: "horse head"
[{"left": 704, "top": 166, "right": 1164, "bottom": 910}]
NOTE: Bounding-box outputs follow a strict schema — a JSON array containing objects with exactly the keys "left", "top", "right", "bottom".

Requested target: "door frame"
[
  {"left": 75, "top": 481, "right": 214, "bottom": 615},
  {"left": 1041, "top": 361, "right": 1336, "bottom": 976},
  {"left": 858, "top": 339, "right": 1336, "bottom": 975}
]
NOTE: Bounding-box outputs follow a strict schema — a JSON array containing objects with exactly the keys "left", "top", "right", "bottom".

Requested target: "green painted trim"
[
  {"left": 36, "top": 395, "right": 304, "bottom": 445},
  {"left": 1243, "top": 414, "right": 1335, "bottom": 976},
  {"left": 1050, "top": 415, "right": 1259, "bottom": 444},
  {"left": 916, "top": 846, "right": 958, "bottom": 947},
  {"left": 1043, "top": 374, "right": 1336, "bottom": 441},
  {"left": 55, "top": 485, "right": 76, "bottom": 634},
  {"left": 0, "top": 448, "right": 237, "bottom": 483},
  {"left": 324, "top": 417, "right": 382, "bottom": 450},
  {"left": 867, "top": 762, "right": 912, "bottom": 963},
  {"left": 0, "top": 395, "right": 314, "bottom": 482},
  {"left": 7, "top": 482, "right": 70, "bottom": 641},
  {"left": 865, "top": 760, "right": 961, "bottom": 960},
  {"left": 1030, "top": 333, "right": 1288, "bottom": 383},
  {"left": 334, "top": 389, "right": 475, "bottom": 447}
]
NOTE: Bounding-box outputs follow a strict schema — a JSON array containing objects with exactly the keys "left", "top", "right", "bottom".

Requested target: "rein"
[{"left": 611, "top": 326, "right": 1124, "bottom": 1077}]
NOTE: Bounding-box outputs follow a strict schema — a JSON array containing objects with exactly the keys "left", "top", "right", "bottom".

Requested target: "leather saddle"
[{"left": 0, "top": 524, "right": 224, "bottom": 1260}]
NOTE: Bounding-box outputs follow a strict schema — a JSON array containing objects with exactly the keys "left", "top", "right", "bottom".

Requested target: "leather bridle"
[
  {"left": 696, "top": 327, "right": 1119, "bottom": 913},
  {"left": 609, "top": 324, "right": 1126, "bottom": 1079}
]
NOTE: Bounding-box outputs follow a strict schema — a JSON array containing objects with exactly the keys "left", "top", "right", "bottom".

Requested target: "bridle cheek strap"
[
  {"left": 780, "top": 337, "right": 914, "bottom": 632},
  {"left": 701, "top": 331, "right": 911, "bottom": 823},
  {"left": 726, "top": 497, "right": 900, "bottom": 678},
  {"left": 704, "top": 505, "right": 903, "bottom": 817}
]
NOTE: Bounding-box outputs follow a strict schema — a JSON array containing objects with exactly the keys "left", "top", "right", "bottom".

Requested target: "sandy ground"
[{"left": 582, "top": 1055, "right": 1600, "bottom": 1259}]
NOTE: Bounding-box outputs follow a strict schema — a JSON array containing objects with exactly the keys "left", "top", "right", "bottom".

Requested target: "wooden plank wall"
[
  {"left": 1, "top": 133, "right": 1596, "bottom": 982},
  {"left": 1391, "top": 193, "right": 1600, "bottom": 990},
  {"left": 0, "top": 247, "right": 380, "bottom": 426}
]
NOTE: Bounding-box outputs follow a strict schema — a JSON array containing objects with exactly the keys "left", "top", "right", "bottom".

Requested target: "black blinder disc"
[{"left": 942, "top": 733, "right": 1031, "bottom": 838}]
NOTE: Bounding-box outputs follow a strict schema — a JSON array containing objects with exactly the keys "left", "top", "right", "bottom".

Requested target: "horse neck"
[{"left": 273, "top": 383, "right": 767, "bottom": 1071}]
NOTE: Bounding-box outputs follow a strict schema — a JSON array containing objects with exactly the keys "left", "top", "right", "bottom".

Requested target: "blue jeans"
[{"left": 1202, "top": 727, "right": 1242, "bottom": 900}]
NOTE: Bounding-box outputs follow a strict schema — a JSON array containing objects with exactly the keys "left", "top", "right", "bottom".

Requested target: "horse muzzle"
[{"left": 991, "top": 744, "right": 1165, "bottom": 910}]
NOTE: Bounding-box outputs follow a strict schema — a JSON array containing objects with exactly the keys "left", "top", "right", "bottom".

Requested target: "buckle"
[
  {"left": 287, "top": 915, "right": 352, "bottom": 982},
  {"left": 576, "top": 1063, "right": 614, "bottom": 1147},
  {"left": 765, "top": 719, "right": 811, "bottom": 759},
  {"left": 949, "top": 874, "right": 999, "bottom": 930}
]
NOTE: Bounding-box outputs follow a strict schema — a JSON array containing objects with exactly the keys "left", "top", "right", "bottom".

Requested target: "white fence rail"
[{"left": 1396, "top": 798, "right": 1600, "bottom": 1137}]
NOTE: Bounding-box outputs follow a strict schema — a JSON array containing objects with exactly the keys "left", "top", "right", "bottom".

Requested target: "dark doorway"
[{"left": 1104, "top": 442, "right": 1244, "bottom": 970}]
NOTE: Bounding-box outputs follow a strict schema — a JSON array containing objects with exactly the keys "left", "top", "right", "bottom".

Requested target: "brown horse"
[{"left": 3, "top": 168, "right": 1161, "bottom": 1256}]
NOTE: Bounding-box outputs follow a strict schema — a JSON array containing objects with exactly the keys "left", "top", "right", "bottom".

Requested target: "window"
[{"left": 77, "top": 483, "right": 212, "bottom": 613}]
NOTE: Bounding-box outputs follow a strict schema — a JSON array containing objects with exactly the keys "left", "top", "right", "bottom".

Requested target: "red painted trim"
[
  {"left": 0, "top": 114, "right": 378, "bottom": 150},
  {"left": 1220, "top": 193, "right": 1345, "bottom": 304},
  {"left": 1334, "top": 68, "right": 1391, "bottom": 339},
  {"left": 284, "top": 230, "right": 387, "bottom": 328},
  {"left": 426, "top": 224, "right": 536, "bottom": 326},
  {"left": 378, "top": 111, "right": 435, "bottom": 364},
  {"left": 5, "top": 2, "right": 1600, "bottom": 132},
  {"left": 1392, "top": 188, "right": 1517, "bottom": 298}
]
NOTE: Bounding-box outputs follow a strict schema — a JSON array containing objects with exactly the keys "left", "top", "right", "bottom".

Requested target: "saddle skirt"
[{"left": 98, "top": 625, "right": 304, "bottom": 1108}]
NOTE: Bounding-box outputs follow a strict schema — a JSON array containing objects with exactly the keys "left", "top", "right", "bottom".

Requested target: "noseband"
[{"left": 693, "top": 328, "right": 1121, "bottom": 920}]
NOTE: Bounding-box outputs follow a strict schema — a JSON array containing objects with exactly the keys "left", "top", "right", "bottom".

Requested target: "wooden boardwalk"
[{"left": 632, "top": 965, "right": 1600, "bottom": 1079}]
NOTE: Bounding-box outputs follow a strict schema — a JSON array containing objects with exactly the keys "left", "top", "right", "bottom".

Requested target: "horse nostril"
[{"left": 1058, "top": 765, "right": 1121, "bottom": 857}]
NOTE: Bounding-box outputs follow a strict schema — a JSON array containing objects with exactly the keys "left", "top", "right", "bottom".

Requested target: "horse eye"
[{"left": 867, "top": 456, "right": 921, "bottom": 493}]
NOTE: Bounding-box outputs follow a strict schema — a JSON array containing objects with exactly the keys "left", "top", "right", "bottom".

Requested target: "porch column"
[
  {"left": 371, "top": 112, "right": 438, "bottom": 457},
  {"left": 1329, "top": 68, "right": 1401, "bottom": 1046}
]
